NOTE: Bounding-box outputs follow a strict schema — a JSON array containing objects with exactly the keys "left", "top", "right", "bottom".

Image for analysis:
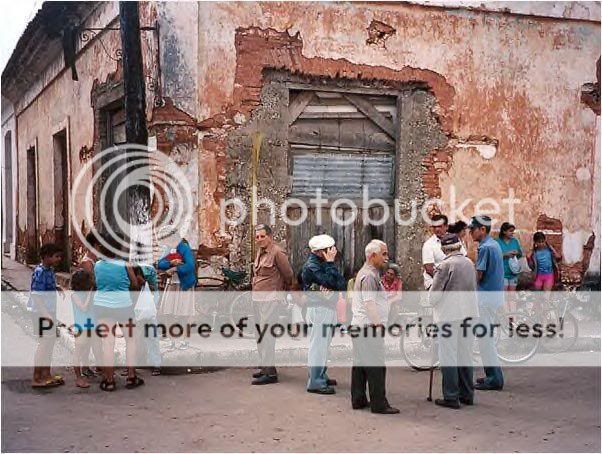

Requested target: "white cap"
[{"left": 308, "top": 234, "right": 335, "bottom": 252}]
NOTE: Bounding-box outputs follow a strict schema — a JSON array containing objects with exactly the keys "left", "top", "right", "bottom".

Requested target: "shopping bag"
[
  {"left": 336, "top": 292, "right": 347, "bottom": 324},
  {"left": 135, "top": 283, "right": 157, "bottom": 321}
]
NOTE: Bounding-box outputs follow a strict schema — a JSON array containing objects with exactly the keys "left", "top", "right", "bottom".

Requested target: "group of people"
[
  {"left": 29, "top": 232, "right": 198, "bottom": 391},
  {"left": 29, "top": 214, "right": 561, "bottom": 413},
  {"left": 422, "top": 214, "right": 562, "bottom": 408}
]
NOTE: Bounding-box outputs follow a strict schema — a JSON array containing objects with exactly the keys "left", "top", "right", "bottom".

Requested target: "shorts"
[
  {"left": 534, "top": 273, "right": 555, "bottom": 290},
  {"left": 504, "top": 276, "right": 518, "bottom": 287},
  {"left": 31, "top": 312, "right": 58, "bottom": 337},
  {"left": 93, "top": 305, "right": 135, "bottom": 324}
]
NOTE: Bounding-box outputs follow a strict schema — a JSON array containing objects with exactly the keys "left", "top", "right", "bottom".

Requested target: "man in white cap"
[{"left": 301, "top": 234, "right": 347, "bottom": 394}]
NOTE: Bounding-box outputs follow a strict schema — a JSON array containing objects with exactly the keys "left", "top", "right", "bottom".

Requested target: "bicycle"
[
  {"left": 515, "top": 287, "right": 580, "bottom": 353},
  {"left": 399, "top": 306, "right": 540, "bottom": 371}
]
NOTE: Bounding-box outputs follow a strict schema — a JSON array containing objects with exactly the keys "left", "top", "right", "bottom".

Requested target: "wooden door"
[{"left": 286, "top": 90, "right": 397, "bottom": 278}]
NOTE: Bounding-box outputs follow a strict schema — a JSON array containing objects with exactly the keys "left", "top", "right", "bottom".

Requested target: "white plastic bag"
[
  {"left": 508, "top": 256, "right": 521, "bottom": 275},
  {"left": 135, "top": 283, "right": 157, "bottom": 321}
]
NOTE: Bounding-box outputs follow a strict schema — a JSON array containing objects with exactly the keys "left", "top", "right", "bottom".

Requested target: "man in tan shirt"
[{"left": 251, "top": 224, "right": 294, "bottom": 385}]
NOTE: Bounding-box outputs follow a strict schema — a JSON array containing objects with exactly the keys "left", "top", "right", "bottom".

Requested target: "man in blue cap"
[{"left": 469, "top": 215, "right": 505, "bottom": 391}]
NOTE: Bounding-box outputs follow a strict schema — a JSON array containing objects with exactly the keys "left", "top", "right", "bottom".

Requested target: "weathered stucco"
[
  {"left": 3, "top": 1, "right": 600, "bottom": 287},
  {"left": 193, "top": 1, "right": 600, "bottom": 285}
]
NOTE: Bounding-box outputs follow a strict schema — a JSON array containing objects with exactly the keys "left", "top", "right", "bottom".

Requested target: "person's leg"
[
  {"left": 33, "top": 337, "right": 55, "bottom": 384},
  {"left": 73, "top": 332, "right": 89, "bottom": 388},
  {"left": 99, "top": 318, "right": 117, "bottom": 383},
  {"left": 253, "top": 301, "right": 266, "bottom": 375},
  {"left": 122, "top": 318, "right": 138, "bottom": 380},
  {"left": 457, "top": 322, "right": 474, "bottom": 402},
  {"left": 262, "top": 300, "right": 281, "bottom": 377},
  {"left": 350, "top": 336, "right": 368, "bottom": 406},
  {"left": 476, "top": 306, "right": 504, "bottom": 389},
  {"left": 307, "top": 306, "right": 336, "bottom": 390},
  {"left": 146, "top": 318, "right": 162, "bottom": 370},
  {"left": 366, "top": 333, "right": 388, "bottom": 411},
  {"left": 438, "top": 324, "right": 460, "bottom": 402}
]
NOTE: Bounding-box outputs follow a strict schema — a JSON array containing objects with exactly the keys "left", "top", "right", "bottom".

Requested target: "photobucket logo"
[
  {"left": 71, "top": 144, "right": 194, "bottom": 259},
  {"left": 220, "top": 185, "right": 520, "bottom": 230}
]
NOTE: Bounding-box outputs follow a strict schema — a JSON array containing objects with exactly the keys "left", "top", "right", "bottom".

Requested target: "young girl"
[
  {"left": 528, "top": 231, "right": 562, "bottom": 293},
  {"left": 71, "top": 270, "right": 101, "bottom": 388}
]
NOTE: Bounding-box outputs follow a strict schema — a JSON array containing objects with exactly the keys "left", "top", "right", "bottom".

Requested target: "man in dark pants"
[
  {"left": 350, "top": 239, "right": 399, "bottom": 414},
  {"left": 251, "top": 224, "right": 294, "bottom": 385},
  {"left": 429, "top": 233, "right": 479, "bottom": 409}
]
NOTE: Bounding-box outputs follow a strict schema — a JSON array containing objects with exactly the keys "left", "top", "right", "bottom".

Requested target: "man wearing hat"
[
  {"left": 430, "top": 233, "right": 479, "bottom": 408},
  {"left": 469, "top": 215, "right": 505, "bottom": 391},
  {"left": 301, "top": 234, "right": 347, "bottom": 394}
]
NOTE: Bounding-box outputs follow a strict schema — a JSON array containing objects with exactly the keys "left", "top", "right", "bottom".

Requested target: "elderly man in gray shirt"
[
  {"left": 350, "top": 239, "right": 400, "bottom": 415},
  {"left": 430, "top": 233, "right": 479, "bottom": 409}
]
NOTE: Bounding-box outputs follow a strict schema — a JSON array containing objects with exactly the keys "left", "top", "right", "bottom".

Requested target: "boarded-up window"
[{"left": 289, "top": 91, "right": 396, "bottom": 199}]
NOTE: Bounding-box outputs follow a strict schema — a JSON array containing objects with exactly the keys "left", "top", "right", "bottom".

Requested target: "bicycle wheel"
[
  {"left": 495, "top": 312, "right": 540, "bottom": 363},
  {"left": 540, "top": 312, "right": 578, "bottom": 353},
  {"left": 229, "top": 291, "right": 255, "bottom": 338},
  {"left": 400, "top": 315, "right": 439, "bottom": 371}
]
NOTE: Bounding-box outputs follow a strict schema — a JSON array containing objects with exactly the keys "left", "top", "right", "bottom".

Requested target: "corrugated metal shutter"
[{"left": 291, "top": 151, "right": 394, "bottom": 198}]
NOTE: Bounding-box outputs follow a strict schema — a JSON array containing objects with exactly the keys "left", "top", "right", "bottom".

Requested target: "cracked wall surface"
[{"left": 194, "top": 2, "right": 600, "bottom": 285}]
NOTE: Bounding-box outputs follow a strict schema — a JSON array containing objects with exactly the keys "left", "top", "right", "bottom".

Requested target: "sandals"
[
  {"left": 125, "top": 376, "right": 145, "bottom": 389},
  {"left": 31, "top": 377, "right": 64, "bottom": 389},
  {"left": 151, "top": 368, "right": 161, "bottom": 376},
  {"left": 100, "top": 379, "right": 116, "bottom": 392}
]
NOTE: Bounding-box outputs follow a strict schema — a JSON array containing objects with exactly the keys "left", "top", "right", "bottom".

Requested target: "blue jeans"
[
  {"left": 306, "top": 306, "right": 337, "bottom": 390},
  {"left": 477, "top": 305, "right": 504, "bottom": 388}
]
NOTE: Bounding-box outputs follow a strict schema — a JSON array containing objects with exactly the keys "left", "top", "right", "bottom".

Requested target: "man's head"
[
  {"left": 308, "top": 234, "right": 336, "bottom": 260},
  {"left": 441, "top": 233, "right": 462, "bottom": 255},
  {"left": 39, "top": 243, "right": 62, "bottom": 267},
  {"left": 254, "top": 224, "right": 273, "bottom": 249},
  {"left": 469, "top": 215, "right": 492, "bottom": 242},
  {"left": 365, "top": 239, "right": 388, "bottom": 270},
  {"left": 430, "top": 214, "right": 449, "bottom": 239}
]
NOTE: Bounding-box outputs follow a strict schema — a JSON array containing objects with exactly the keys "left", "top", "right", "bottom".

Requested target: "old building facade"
[{"left": 1, "top": 1, "right": 600, "bottom": 288}]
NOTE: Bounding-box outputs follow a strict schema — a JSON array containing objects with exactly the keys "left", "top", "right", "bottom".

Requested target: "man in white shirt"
[{"left": 422, "top": 214, "right": 449, "bottom": 290}]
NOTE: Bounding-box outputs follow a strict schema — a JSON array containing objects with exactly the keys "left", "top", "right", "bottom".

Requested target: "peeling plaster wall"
[
  {"left": 194, "top": 1, "right": 600, "bottom": 284},
  {"left": 12, "top": 2, "right": 172, "bottom": 262}
]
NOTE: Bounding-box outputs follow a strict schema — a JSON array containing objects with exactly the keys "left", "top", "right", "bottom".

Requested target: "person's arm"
[
  {"left": 549, "top": 244, "right": 562, "bottom": 260},
  {"left": 429, "top": 262, "right": 449, "bottom": 306},
  {"left": 72, "top": 292, "right": 88, "bottom": 311},
  {"left": 125, "top": 264, "right": 141, "bottom": 291},
  {"left": 516, "top": 240, "right": 524, "bottom": 259},
  {"left": 314, "top": 263, "right": 346, "bottom": 291},
  {"left": 475, "top": 247, "right": 489, "bottom": 283},
  {"left": 157, "top": 257, "right": 172, "bottom": 271},
  {"left": 274, "top": 251, "right": 294, "bottom": 290},
  {"left": 422, "top": 242, "right": 435, "bottom": 277}
]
